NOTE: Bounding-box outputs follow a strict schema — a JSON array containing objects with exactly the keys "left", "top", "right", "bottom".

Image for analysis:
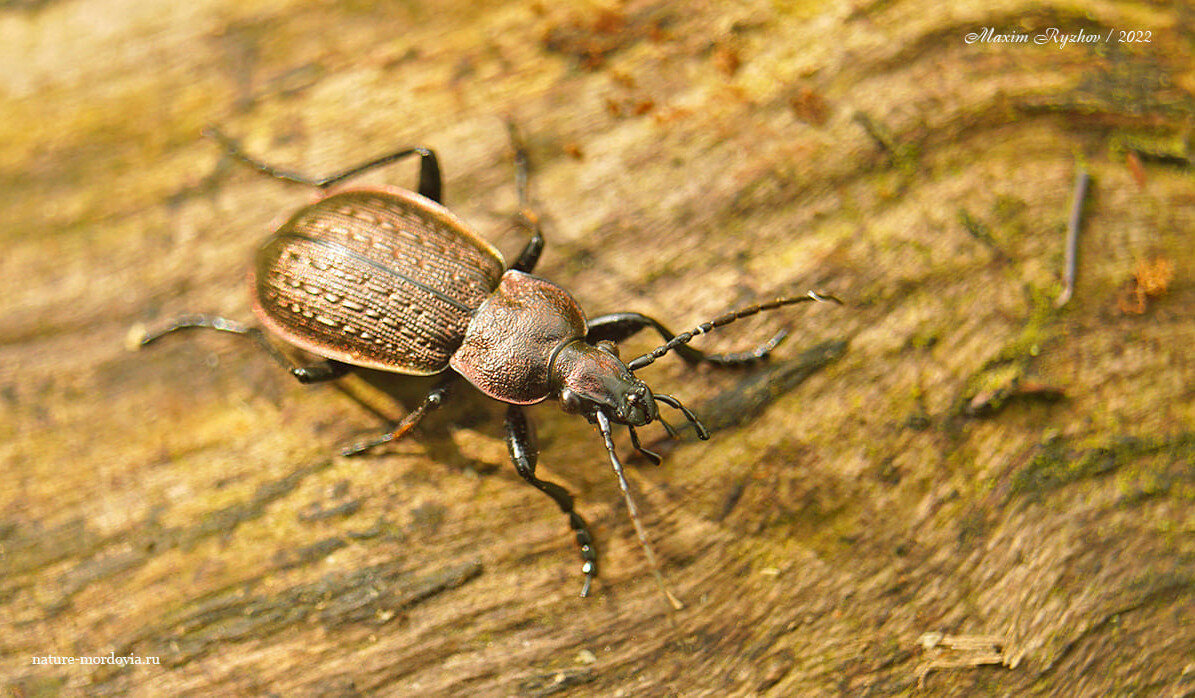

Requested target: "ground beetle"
[{"left": 140, "top": 125, "right": 840, "bottom": 606}]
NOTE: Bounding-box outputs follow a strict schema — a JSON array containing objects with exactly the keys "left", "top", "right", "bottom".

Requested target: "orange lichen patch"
[
  {"left": 1119, "top": 257, "right": 1175, "bottom": 314},
  {"left": 605, "top": 96, "right": 660, "bottom": 118},
  {"left": 1125, "top": 150, "right": 1147, "bottom": 188},
  {"left": 632, "top": 98, "right": 656, "bottom": 115},
  {"left": 712, "top": 45, "right": 742, "bottom": 76},
  {"left": 541, "top": 4, "right": 671, "bottom": 70},
  {"left": 652, "top": 106, "right": 693, "bottom": 125},
  {"left": 609, "top": 69, "right": 637, "bottom": 88},
  {"left": 789, "top": 86, "right": 830, "bottom": 126}
]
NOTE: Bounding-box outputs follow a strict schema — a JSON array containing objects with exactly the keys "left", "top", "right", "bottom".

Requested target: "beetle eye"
[{"left": 596, "top": 340, "right": 620, "bottom": 358}]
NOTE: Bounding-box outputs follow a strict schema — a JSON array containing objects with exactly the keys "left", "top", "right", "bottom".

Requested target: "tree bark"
[{"left": 2, "top": 0, "right": 1192, "bottom": 695}]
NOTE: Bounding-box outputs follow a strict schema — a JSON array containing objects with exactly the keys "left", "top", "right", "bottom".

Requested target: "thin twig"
[{"left": 1056, "top": 169, "right": 1090, "bottom": 307}]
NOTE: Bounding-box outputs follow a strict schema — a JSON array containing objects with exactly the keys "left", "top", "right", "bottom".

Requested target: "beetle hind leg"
[
  {"left": 341, "top": 376, "right": 455, "bottom": 457},
  {"left": 505, "top": 405, "right": 598, "bottom": 597},
  {"left": 506, "top": 121, "right": 545, "bottom": 274},
  {"left": 137, "top": 313, "right": 351, "bottom": 384},
  {"left": 203, "top": 127, "right": 443, "bottom": 202}
]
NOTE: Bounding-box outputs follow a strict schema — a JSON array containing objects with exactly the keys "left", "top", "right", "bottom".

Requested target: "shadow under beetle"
[{"left": 141, "top": 124, "right": 840, "bottom": 606}]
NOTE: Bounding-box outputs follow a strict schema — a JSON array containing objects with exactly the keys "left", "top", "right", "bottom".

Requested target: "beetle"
[{"left": 140, "top": 125, "right": 840, "bottom": 605}]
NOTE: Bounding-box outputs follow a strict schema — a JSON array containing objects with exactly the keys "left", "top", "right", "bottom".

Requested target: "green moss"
[
  {"left": 957, "top": 208, "right": 1007, "bottom": 256},
  {"left": 991, "top": 195, "right": 1028, "bottom": 223},
  {"left": 851, "top": 111, "right": 921, "bottom": 174},
  {"left": 960, "top": 286, "right": 1060, "bottom": 415},
  {"left": 770, "top": 0, "right": 830, "bottom": 19},
  {"left": 994, "top": 286, "right": 1057, "bottom": 362},
  {"left": 1110, "top": 131, "right": 1192, "bottom": 165},
  {"left": 1009, "top": 433, "right": 1194, "bottom": 501},
  {"left": 905, "top": 326, "right": 940, "bottom": 350},
  {"left": 8, "top": 674, "right": 68, "bottom": 698}
]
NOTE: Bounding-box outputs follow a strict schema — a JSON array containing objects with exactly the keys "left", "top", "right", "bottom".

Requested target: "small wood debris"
[{"left": 915, "top": 632, "right": 1014, "bottom": 688}]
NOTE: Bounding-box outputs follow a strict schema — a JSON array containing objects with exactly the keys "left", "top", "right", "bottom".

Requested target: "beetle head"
[{"left": 551, "top": 340, "right": 658, "bottom": 426}]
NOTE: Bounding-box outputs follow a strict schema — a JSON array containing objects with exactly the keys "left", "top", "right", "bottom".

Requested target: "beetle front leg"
[
  {"left": 505, "top": 405, "right": 598, "bottom": 597},
  {"left": 138, "top": 313, "right": 352, "bottom": 384},
  {"left": 204, "top": 127, "right": 443, "bottom": 202},
  {"left": 341, "top": 375, "right": 455, "bottom": 456},
  {"left": 586, "top": 312, "right": 787, "bottom": 367}
]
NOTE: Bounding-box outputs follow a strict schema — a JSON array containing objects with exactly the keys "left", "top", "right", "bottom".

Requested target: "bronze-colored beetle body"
[
  {"left": 143, "top": 127, "right": 838, "bottom": 603},
  {"left": 255, "top": 186, "right": 659, "bottom": 430}
]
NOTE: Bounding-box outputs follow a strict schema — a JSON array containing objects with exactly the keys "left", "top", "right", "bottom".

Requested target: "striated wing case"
[{"left": 253, "top": 188, "right": 506, "bottom": 374}]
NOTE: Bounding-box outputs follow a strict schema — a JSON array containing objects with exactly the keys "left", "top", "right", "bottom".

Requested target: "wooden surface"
[{"left": 2, "top": 0, "right": 1192, "bottom": 695}]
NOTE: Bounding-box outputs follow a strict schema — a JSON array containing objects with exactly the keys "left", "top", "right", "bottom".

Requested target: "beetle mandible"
[{"left": 140, "top": 125, "right": 840, "bottom": 605}]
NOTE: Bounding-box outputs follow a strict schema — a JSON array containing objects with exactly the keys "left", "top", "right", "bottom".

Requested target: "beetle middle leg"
[
  {"left": 203, "top": 127, "right": 444, "bottom": 202},
  {"left": 505, "top": 405, "right": 598, "bottom": 597},
  {"left": 138, "top": 313, "right": 352, "bottom": 384},
  {"left": 586, "top": 312, "right": 788, "bottom": 367},
  {"left": 341, "top": 375, "right": 456, "bottom": 457}
]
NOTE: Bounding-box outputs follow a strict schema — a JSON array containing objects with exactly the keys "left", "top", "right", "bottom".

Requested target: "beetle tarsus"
[
  {"left": 138, "top": 313, "right": 254, "bottom": 346},
  {"left": 341, "top": 411, "right": 420, "bottom": 457},
  {"left": 579, "top": 567, "right": 594, "bottom": 598}
]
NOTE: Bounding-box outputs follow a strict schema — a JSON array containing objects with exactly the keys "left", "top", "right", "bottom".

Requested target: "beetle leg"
[
  {"left": 341, "top": 376, "right": 455, "bottom": 457},
  {"left": 203, "top": 127, "right": 444, "bottom": 202},
  {"left": 137, "top": 313, "right": 352, "bottom": 384},
  {"left": 587, "top": 312, "right": 787, "bottom": 367},
  {"left": 506, "top": 121, "right": 544, "bottom": 273},
  {"left": 289, "top": 361, "right": 352, "bottom": 384},
  {"left": 505, "top": 405, "right": 598, "bottom": 597}
]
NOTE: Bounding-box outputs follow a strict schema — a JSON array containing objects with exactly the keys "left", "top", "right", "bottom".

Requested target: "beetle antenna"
[
  {"left": 595, "top": 411, "right": 684, "bottom": 610},
  {"left": 627, "top": 426, "right": 662, "bottom": 465},
  {"left": 654, "top": 393, "right": 710, "bottom": 441},
  {"left": 627, "top": 291, "right": 843, "bottom": 372}
]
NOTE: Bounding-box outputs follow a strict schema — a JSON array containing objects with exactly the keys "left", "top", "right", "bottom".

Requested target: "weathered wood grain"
[{"left": 2, "top": 0, "right": 1192, "bottom": 695}]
